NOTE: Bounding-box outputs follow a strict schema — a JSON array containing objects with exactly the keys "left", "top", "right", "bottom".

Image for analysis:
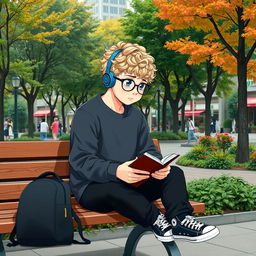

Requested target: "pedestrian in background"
[
  {"left": 51, "top": 117, "right": 59, "bottom": 140},
  {"left": 40, "top": 118, "right": 49, "bottom": 140},
  {"left": 4, "top": 118, "right": 10, "bottom": 141},
  {"left": 186, "top": 117, "right": 198, "bottom": 144},
  {"left": 8, "top": 118, "right": 13, "bottom": 139},
  {"left": 58, "top": 119, "right": 63, "bottom": 137}
]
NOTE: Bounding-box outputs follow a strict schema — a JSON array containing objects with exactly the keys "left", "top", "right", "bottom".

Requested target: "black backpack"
[{"left": 7, "top": 171, "right": 90, "bottom": 247}]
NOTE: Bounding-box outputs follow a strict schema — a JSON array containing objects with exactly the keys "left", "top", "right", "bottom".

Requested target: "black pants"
[{"left": 79, "top": 166, "right": 194, "bottom": 227}]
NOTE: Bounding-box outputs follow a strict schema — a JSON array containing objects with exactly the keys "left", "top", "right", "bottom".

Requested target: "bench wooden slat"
[
  {"left": 0, "top": 160, "right": 69, "bottom": 181},
  {"left": 0, "top": 141, "right": 69, "bottom": 160},
  {"left": 0, "top": 139, "right": 159, "bottom": 160},
  {"left": 0, "top": 200, "right": 205, "bottom": 234}
]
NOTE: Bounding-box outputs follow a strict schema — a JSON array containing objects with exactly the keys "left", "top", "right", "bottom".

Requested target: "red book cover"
[{"left": 129, "top": 152, "right": 180, "bottom": 187}]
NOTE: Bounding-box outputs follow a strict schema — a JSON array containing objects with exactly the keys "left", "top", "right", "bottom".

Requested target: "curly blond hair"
[{"left": 101, "top": 41, "right": 156, "bottom": 83}]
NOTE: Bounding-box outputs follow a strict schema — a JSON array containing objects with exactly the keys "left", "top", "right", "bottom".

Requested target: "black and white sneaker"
[
  {"left": 151, "top": 212, "right": 173, "bottom": 242},
  {"left": 171, "top": 215, "right": 219, "bottom": 242}
]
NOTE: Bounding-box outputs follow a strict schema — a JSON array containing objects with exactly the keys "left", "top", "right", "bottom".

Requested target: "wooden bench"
[{"left": 0, "top": 139, "right": 205, "bottom": 256}]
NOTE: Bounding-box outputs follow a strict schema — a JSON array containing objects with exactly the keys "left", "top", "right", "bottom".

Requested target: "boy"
[{"left": 69, "top": 42, "right": 219, "bottom": 243}]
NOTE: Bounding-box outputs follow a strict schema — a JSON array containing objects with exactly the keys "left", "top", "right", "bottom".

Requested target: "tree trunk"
[
  {"left": 61, "top": 96, "right": 66, "bottom": 134},
  {"left": 27, "top": 97, "right": 35, "bottom": 137},
  {"left": 236, "top": 60, "right": 249, "bottom": 162},
  {"left": 0, "top": 73, "right": 5, "bottom": 141},
  {"left": 162, "top": 95, "right": 167, "bottom": 132},
  {"left": 204, "top": 95, "right": 212, "bottom": 136},
  {"left": 170, "top": 103, "right": 179, "bottom": 134},
  {"left": 181, "top": 103, "right": 186, "bottom": 131}
]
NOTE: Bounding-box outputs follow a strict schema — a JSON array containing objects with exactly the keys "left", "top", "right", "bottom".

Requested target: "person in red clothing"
[{"left": 51, "top": 117, "right": 59, "bottom": 140}]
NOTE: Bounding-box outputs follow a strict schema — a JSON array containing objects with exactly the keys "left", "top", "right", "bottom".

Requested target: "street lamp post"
[{"left": 12, "top": 74, "right": 20, "bottom": 139}]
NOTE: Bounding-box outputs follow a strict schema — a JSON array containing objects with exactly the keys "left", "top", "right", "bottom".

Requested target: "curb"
[{"left": 4, "top": 211, "right": 256, "bottom": 252}]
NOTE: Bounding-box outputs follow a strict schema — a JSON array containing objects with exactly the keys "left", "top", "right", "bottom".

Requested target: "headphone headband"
[
  {"left": 103, "top": 49, "right": 123, "bottom": 89},
  {"left": 105, "top": 49, "right": 123, "bottom": 74}
]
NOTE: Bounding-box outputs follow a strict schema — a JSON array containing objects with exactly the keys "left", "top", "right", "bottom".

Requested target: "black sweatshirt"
[{"left": 69, "top": 93, "right": 163, "bottom": 202}]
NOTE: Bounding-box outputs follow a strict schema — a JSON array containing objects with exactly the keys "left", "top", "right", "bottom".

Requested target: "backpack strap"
[
  {"left": 7, "top": 225, "right": 19, "bottom": 247},
  {"left": 71, "top": 209, "right": 91, "bottom": 244}
]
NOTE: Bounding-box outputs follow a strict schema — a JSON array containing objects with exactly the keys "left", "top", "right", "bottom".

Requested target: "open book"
[{"left": 129, "top": 152, "right": 180, "bottom": 187}]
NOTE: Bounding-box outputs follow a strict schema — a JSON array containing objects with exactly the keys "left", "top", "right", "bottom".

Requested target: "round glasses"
[{"left": 114, "top": 76, "right": 150, "bottom": 95}]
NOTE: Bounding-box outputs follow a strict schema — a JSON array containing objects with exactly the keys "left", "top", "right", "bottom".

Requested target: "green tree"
[{"left": 0, "top": 0, "right": 71, "bottom": 140}]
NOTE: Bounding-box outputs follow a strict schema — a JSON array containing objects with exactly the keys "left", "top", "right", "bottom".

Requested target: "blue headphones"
[{"left": 103, "top": 49, "right": 123, "bottom": 88}]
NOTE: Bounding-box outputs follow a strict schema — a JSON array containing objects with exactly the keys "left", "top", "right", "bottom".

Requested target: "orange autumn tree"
[{"left": 153, "top": 0, "right": 256, "bottom": 163}]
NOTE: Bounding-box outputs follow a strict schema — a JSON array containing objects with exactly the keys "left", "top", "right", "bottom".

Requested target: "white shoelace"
[
  {"left": 181, "top": 216, "right": 204, "bottom": 231},
  {"left": 153, "top": 213, "right": 171, "bottom": 231}
]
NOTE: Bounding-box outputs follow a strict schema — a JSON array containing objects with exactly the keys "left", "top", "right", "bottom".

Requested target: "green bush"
[
  {"left": 150, "top": 131, "right": 180, "bottom": 140},
  {"left": 21, "top": 132, "right": 51, "bottom": 138},
  {"left": 178, "top": 131, "right": 188, "bottom": 139},
  {"left": 187, "top": 175, "right": 256, "bottom": 211},
  {"left": 247, "top": 160, "right": 256, "bottom": 170},
  {"left": 198, "top": 135, "right": 216, "bottom": 148},
  {"left": 59, "top": 133, "right": 70, "bottom": 141},
  {"left": 204, "top": 151, "right": 232, "bottom": 169},
  {"left": 250, "top": 125, "right": 256, "bottom": 130},
  {"left": 185, "top": 145, "right": 209, "bottom": 161},
  {"left": 223, "top": 119, "right": 232, "bottom": 129},
  {"left": 229, "top": 143, "right": 255, "bottom": 155},
  {"left": 11, "top": 137, "right": 41, "bottom": 141}
]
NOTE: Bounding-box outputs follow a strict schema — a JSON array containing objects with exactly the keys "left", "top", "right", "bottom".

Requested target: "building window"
[
  {"left": 110, "top": 0, "right": 118, "bottom": 4},
  {"left": 103, "top": 0, "right": 108, "bottom": 2},
  {"left": 110, "top": 6, "right": 118, "bottom": 14},
  {"left": 103, "top": 5, "right": 109, "bottom": 13},
  {"left": 103, "top": 16, "right": 108, "bottom": 21},
  {"left": 119, "top": 8, "right": 124, "bottom": 14},
  {"left": 119, "top": 0, "right": 125, "bottom": 5}
]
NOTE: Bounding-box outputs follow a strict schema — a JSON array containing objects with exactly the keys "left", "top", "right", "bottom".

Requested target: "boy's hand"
[
  {"left": 116, "top": 159, "right": 150, "bottom": 184},
  {"left": 151, "top": 165, "right": 171, "bottom": 180}
]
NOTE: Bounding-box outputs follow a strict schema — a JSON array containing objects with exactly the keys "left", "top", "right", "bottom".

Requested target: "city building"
[{"left": 87, "top": 0, "right": 129, "bottom": 21}]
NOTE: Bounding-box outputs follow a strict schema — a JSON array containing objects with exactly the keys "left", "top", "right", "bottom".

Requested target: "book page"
[
  {"left": 161, "top": 153, "right": 179, "bottom": 164},
  {"left": 144, "top": 152, "right": 162, "bottom": 164}
]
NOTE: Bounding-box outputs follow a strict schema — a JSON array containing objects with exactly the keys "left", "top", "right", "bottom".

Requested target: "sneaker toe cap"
[
  {"left": 164, "top": 230, "right": 173, "bottom": 237},
  {"left": 202, "top": 225, "right": 216, "bottom": 234}
]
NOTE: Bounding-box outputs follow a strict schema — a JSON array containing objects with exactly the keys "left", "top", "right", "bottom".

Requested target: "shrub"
[
  {"left": 185, "top": 145, "right": 209, "bottom": 161},
  {"left": 204, "top": 151, "right": 232, "bottom": 169},
  {"left": 215, "top": 133, "right": 233, "bottom": 152},
  {"left": 187, "top": 175, "right": 256, "bottom": 211},
  {"left": 228, "top": 143, "right": 255, "bottom": 155},
  {"left": 11, "top": 137, "right": 41, "bottom": 141},
  {"left": 59, "top": 133, "right": 70, "bottom": 141},
  {"left": 150, "top": 131, "right": 180, "bottom": 140},
  {"left": 247, "top": 152, "right": 256, "bottom": 170},
  {"left": 178, "top": 131, "right": 188, "bottom": 139},
  {"left": 198, "top": 135, "right": 216, "bottom": 148},
  {"left": 223, "top": 119, "right": 232, "bottom": 129}
]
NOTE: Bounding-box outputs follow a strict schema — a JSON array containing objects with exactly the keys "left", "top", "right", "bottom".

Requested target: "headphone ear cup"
[
  {"left": 108, "top": 71, "right": 116, "bottom": 88},
  {"left": 103, "top": 73, "right": 111, "bottom": 88}
]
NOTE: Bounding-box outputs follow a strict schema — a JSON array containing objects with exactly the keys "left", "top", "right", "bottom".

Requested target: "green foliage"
[
  {"left": 227, "top": 92, "right": 238, "bottom": 120},
  {"left": 204, "top": 151, "right": 232, "bottom": 169},
  {"left": 187, "top": 175, "right": 256, "bottom": 211},
  {"left": 198, "top": 135, "right": 216, "bottom": 148},
  {"left": 223, "top": 119, "right": 232, "bottom": 129},
  {"left": 5, "top": 97, "right": 28, "bottom": 131},
  {"left": 11, "top": 137, "right": 40, "bottom": 141},
  {"left": 59, "top": 133, "right": 70, "bottom": 140},
  {"left": 178, "top": 131, "right": 188, "bottom": 139},
  {"left": 250, "top": 125, "right": 256, "bottom": 130},
  {"left": 194, "top": 208, "right": 224, "bottom": 216},
  {"left": 229, "top": 143, "right": 255, "bottom": 155},
  {"left": 247, "top": 152, "right": 256, "bottom": 170},
  {"left": 185, "top": 145, "right": 209, "bottom": 161},
  {"left": 150, "top": 131, "right": 181, "bottom": 140},
  {"left": 216, "top": 133, "right": 233, "bottom": 152}
]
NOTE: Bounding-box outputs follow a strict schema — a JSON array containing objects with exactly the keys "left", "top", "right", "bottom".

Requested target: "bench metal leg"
[
  {"left": 123, "top": 225, "right": 182, "bottom": 256},
  {"left": 0, "top": 234, "right": 6, "bottom": 256}
]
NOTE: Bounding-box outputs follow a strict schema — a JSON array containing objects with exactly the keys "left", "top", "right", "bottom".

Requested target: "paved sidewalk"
[{"left": 5, "top": 221, "right": 256, "bottom": 256}]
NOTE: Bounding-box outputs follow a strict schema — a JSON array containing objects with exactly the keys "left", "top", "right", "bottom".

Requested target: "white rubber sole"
[
  {"left": 173, "top": 227, "right": 220, "bottom": 243},
  {"left": 154, "top": 234, "right": 174, "bottom": 242}
]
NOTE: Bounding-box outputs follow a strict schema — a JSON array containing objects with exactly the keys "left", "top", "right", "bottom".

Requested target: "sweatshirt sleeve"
[
  {"left": 136, "top": 113, "right": 163, "bottom": 160},
  {"left": 69, "top": 108, "right": 119, "bottom": 183}
]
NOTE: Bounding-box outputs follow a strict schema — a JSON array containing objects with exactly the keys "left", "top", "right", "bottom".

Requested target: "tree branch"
[
  {"left": 246, "top": 41, "right": 256, "bottom": 64},
  {"left": 208, "top": 15, "right": 238, "bottom": 58}
]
